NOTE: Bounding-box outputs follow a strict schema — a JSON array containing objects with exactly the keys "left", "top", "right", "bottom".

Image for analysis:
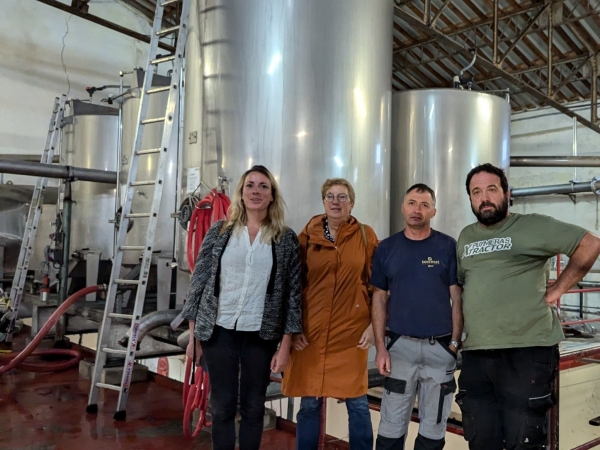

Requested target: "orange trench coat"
[{"left": 282, "top": 214, "right": 378, "bottom": 399}]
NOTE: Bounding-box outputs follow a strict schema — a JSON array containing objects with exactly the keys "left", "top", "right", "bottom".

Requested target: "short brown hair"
[
  {"left": 321, "top": 178, "right": 356, "bottom": 205},
  {"left": 406, "top": 183, "right": 436, "bottom": 206}
]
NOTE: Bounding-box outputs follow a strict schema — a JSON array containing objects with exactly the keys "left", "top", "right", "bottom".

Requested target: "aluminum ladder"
[
  {"left": 5, "top": 95, "right": 67, "bottom": 343},
  {"left": 86, "top": 0, "right": 191, "bottom": 420}
]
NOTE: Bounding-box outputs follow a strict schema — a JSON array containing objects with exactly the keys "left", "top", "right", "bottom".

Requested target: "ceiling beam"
[
  {"left": 497, "top": 4, "right": 549, "bottom": 65},
  {"left": 551, "top": 55, "right": 593, "bottom": 99},
  {"left": 394, "top": 6, "right": 600, "bottom": 134},
  {"left": 395, "top": 2, "right": 546, "bottom": 54},
  {"left": 37, "top": 0, "right": 175, "bottom": 53}
]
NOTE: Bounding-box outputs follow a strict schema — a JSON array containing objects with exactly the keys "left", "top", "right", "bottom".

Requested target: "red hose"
[
  {"left": 0, "top": 285, "right": 106, "bottom": 376},
  {"left": 187, "top": 190, "right": 231, "bottom": 271},
  {"left": 183, "top": 190, "right": 229, "bottom": 437},
  {"left": 1, "top": 348, "right": 82, "bottom": 373},
  {"left": 183, "top": 357, "right": 211, "bottom": 438}
]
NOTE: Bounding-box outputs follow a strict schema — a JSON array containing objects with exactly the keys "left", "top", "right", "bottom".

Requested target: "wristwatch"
[{"left": 450, "top": 340, "right": 460, "bottom": 348}]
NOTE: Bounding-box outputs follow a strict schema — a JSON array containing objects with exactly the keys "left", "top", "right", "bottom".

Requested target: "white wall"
[
  {"left": 510, "top": 104, "right": 600, "bottom": 312},
  {"left": 0, "top": 0, "right": 151, "bottom": 184}
]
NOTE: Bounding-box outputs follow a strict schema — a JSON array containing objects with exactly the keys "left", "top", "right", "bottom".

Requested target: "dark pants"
[
  {"left": 202, "top": 326, "right": 279, "bottom": 450},
  {"left": 456, "top": 345, "right": 559, "bottom": 450},
  {"left": 296, "top": 395, "right": 373, "bottom": 450}
]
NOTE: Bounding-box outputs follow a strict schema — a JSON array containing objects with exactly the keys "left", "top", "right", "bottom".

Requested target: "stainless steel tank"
[
  {"left": 179, "top": 0, "right": 393, "bottom": 272},
  {"left": 391, "top": 89, "right": 511, "bottom": 239},
  {"left": 121, "top": 70, "right": 179, "bottom": 264},
  {"left": 60, "top": 100, "right": 119, "bottom": 258}
]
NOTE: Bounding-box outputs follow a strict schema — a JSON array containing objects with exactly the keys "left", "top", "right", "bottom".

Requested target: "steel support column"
[
  {"left": 547, "top": 5, "right": 553, "bottom": 97},
  {"left": 493, "top": 0, "right": 499, "bottom": 65}
]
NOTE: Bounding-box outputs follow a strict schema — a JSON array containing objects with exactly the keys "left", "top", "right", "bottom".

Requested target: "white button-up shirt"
[{"left": 216, "top": 227, "right": 273, "bottom": 331}]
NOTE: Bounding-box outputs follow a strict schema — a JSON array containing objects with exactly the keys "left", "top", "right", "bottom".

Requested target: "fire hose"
[
  {"left": 183, "top": 190, "right": 229, "bottom": 437},
  {"left": 0, "top": 285, "right": 107, "bottom": 376},
  {"left": 187, "top": 189, "right": 230, "bottom": 271}
]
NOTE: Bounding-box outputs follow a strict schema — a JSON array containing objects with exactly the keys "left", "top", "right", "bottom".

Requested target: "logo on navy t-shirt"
[{"left": 421, "top": 256, "right": 440, "bottom": 267}]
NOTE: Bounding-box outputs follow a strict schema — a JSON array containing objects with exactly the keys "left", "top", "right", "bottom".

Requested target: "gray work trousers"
[{"left": 377, "top": 335, "right": 457, "bottom": 447}]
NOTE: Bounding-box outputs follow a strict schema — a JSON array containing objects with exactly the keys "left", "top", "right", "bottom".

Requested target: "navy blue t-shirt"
[{"left": 371, "top": 229, "right": 457, "bottom": 338}]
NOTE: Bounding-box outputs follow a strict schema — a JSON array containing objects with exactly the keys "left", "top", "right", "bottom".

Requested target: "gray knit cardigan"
[{"left": 181, "top": 221, "right": 303, "bottom": 341}]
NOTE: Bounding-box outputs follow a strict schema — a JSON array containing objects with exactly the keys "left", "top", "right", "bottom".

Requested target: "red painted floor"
[{"left": 0, "top": 364, "right": 297, "bottom": 450}]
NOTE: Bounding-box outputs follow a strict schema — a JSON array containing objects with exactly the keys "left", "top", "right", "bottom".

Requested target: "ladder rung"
[
  {"left": 130, "top": 180, "right": 156, "bottom": 187},
  {"left": 96, "top": 382, "right": 122, "bottom": 391},
  {"left": 125, "top": 213, "right": 151, "bottom": 218},
  {"left": 102, "top": 347, "right": 127, "bottom": 356},
  {"left": 108, "top": 313, "right": 134, "bottom": 320},
  {"left": 146, "top": 86, "right": 170, "bottom": 95},
  {"left": 151, "top": 55, "right": 176, "bottom": 65},
  {"left": 114, "top": 279, "right": 143, "bottom": 285},
  {"left": 161, "top": 0, "right": 180, "bottom": 6},
  {"left": 119, "top": 245, "right": 145, "bottom": 251},
  {"left": 136, "top": 148, "right": 162, "bottom": 155},
  {"left": 141, "top": 117, "right": 166, "bottom": 125},
  {"left": 157, "top": 25, "right": 180, "bottom": 37}
]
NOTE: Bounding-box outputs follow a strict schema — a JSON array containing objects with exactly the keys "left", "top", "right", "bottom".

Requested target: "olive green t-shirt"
[{"left": 457, "top": 213, "right": 587, "bottom": 350}]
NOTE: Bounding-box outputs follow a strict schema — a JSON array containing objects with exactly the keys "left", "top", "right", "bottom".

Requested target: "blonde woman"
[{"left": 181, "top": 165, "right": 302, "bottom": 450}]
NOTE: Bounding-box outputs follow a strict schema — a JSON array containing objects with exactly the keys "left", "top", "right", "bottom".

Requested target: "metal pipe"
[
  {"left": 460, "top": 51, "right": 477, "bottom": 78},
  {"left": 573, "top": 117, "right": 578, "bottom": 180},
  {"left": 593, "top": 56, "right": 599, "bottom": 124},
  {"left": 561, "top": 288, "right": 600, "bottom": 294},
  {"left": 579, "top": 281, "right": 600, "bottom": 288},
  {"left": 56, "top": 180, "right": 72, "bottom": 342},
  {"left": 0, "top": 160, "right": 117, "bottom": 184},
  {"left": 571, "top": 436, "right": 600, "bottom": 450},
  {"left": 550, "top": 368, "right": 559, "bottom": 449},
  {"left": 511, "top": 178, "right": 600, "bottom": 197},
  {"left": 118, "top": 309, "right": 182, "bottom": 349},
  {"left": 510, "top": 156, "right": 600, "bottom": 167}
]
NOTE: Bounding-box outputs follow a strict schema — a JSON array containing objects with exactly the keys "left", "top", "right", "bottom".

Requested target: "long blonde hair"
[{"left": 221, "top": 165, "right": 287, "bottom": 243}]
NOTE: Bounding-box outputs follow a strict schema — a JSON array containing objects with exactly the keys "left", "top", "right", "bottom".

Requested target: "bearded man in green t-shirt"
[{"left": 456, "top": 163, "right": 600, "bottom": 450}]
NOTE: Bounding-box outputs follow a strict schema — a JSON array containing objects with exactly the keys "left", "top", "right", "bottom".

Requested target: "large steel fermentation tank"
[
  {"left": 391, "top": 89, "right": 511, "bottom": 239},
  {"left": 180, "top": 0, "right": 393, "bottom": 272},
  {"left": 121, "top": 70, "right": 179, "bottom": 265},
  {"left": 60, "top": 100, "right": 119, "bottom": 258}
]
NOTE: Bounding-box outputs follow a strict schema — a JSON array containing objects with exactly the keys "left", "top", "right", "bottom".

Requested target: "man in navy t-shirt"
[{"left": 372, "top": 184, "right": 463, "bottom": 450}]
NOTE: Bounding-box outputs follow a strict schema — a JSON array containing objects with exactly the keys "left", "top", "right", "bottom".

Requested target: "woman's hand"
[
  {"left": 292, "top": 333, "right": 309, "bottom": 351},
  {"left": 271, "top": 334, "right": 293, "bottom": 373},
  {"left": 357, "top": 324, "right": 374, "bottom": 349},
  {"left": 186, "top": 338, "right": 203, "bottom": 366}
]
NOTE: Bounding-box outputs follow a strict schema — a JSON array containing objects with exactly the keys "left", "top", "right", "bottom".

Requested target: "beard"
[{"left": 472, "top": 197, "right": 509, "bottom": 226}]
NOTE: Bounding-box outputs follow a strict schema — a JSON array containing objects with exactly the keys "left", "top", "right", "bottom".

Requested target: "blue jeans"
[{"left": 296, "top": 395, "right": 373, "bottom": 450}]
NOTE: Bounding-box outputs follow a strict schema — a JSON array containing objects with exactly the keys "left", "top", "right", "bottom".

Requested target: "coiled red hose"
[
  {"left": 0, "top": 285, "right": 106, "bottom": 376},
  {"left": 183, "top": 356, "right": 211, "bottom": 438},
  {"left": 187, "top": 190, "right": 230, "bottom": 271},
  {"left": 183, "top": 190, "right": 228, "bottom": 437}
]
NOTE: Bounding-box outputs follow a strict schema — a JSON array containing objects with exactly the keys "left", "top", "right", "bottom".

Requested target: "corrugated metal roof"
[{"left": 118, "top": 0, "right": 599, "bottom": 116}]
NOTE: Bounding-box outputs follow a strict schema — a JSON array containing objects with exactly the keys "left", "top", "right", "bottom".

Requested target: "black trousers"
[
  {"left": 202, "top": 326, "right": 279, "bottom": 450},
  {"left": 456, "top": 345, "right": 559, "bottom": 450}
]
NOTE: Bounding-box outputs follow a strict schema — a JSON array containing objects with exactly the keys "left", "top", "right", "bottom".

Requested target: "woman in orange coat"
[{"left": 282, "top": 178, "right": 378, "bottom": 450}]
